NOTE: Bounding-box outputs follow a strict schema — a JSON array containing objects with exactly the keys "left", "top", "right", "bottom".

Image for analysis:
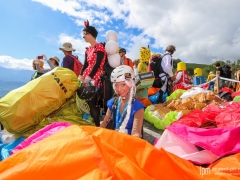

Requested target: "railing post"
[{"left": 216, "top": 75, "right": 220, "bottom": 93}]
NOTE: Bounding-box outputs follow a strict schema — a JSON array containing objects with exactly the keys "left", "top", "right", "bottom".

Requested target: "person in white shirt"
[
  {"left": 133, "top": 59, "right": 139, "bottom": 76},
  {"left": 157, "top": 45, "right": 176, "bottom": 103}
]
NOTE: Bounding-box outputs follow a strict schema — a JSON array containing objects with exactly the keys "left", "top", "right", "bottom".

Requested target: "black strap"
[
  {"left": 111, "top": 97, "right": 118, "bottom": 120},
  {"left": 106, "top": 97, "right": 118, "bottom": 129}
]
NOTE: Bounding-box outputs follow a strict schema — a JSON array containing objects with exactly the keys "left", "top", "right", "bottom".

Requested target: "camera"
[{"left": 37, "top": 55, "right": 43, "bottom": 59}]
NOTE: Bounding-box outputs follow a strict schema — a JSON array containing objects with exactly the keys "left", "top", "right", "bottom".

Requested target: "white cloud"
[
  {"left": 58, "top": 33, "right": 88, "bottom": 63},
  {"left": 33, "top": 0, "right": 240, "bottom": 64},
  {"left": 0, "top": 56, "right": 33, "bottom": 70},
  {"left": 125, "top": 34, "right": 151, "bottom": 61}
]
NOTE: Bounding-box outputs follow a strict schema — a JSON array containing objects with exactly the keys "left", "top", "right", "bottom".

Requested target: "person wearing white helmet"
[{"left": 100, "top": 65, "right": 145, "bottom": 138}]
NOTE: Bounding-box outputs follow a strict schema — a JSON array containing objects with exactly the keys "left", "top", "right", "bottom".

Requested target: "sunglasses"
[{"left": 83, "top": 32, "right": 90, "bottom": 35}]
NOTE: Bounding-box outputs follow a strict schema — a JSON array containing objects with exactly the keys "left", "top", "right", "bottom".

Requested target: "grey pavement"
[{"left": 142, "top": 120, "right": 164, "bottom": 145}]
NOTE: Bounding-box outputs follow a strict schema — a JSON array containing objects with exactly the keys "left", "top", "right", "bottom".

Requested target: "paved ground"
[{"left": 142, "top": 120, "right": 164, "bottom": 145}]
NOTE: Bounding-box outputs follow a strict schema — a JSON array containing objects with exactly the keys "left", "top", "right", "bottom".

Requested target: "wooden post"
[{"left": 216, "top": 72, "right": 220, "bottom": 93}]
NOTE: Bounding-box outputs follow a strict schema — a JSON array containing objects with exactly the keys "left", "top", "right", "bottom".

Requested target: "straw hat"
[
  {"left": 50, "top": 56, "right": 60, "bottom": 63},
  {"left": 59, "top": 42, "right": 76, "bottom": 52}
]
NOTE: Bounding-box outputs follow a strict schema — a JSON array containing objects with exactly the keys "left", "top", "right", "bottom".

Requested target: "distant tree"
[
  {"left": 173, "top": 59, "right": 182, "bottom": 69},
  {"left": 226, "top": 60, "right": 232, "bottom": 65},
  {"left": 187, "top": 67, "right": 194, "bottom": 76}
]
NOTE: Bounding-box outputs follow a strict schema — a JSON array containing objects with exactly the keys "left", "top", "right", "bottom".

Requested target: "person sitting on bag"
[
  {"left": 100, "top": 65, "right": 145, "bottom": 138},
  {"left": 78, "top": 20, "right": 107, "bottom": 127}
]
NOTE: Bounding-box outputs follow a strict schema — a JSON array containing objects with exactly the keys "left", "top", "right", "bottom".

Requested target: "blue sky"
[{"left": 0, "top": 0, "right": 240, "bottom": 72}]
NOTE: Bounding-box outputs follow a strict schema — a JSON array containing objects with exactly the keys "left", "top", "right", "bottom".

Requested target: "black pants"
[{"left": 87, "top": 95, "right": 100, "bottom": 127}]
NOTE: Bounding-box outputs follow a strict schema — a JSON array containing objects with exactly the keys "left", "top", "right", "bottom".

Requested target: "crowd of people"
[
  {"left": 14, "top": 17, "right": 240, "bottom": 139},
  {"left": 205, "top": 62, "right": 240, "bottom": 92},
  {"left": 29, "top": 20, "right": 155, "bottom": 139}
]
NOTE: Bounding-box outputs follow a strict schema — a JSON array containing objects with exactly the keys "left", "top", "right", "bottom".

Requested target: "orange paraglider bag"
[
  {"left": 148, "top": 87, "right": 160, "bottom": 96},
  {"left": 138, "top": 97, "right": 152, "bottom": 106}
]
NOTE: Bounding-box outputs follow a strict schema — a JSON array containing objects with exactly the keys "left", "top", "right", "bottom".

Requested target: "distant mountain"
[
  {"left": 0, "top": 67, "right": 33, "bottom": 97},
  {"left": 0, "top": 80, "right": 26, "bottom": 97},
  {"left": 0, "top": 66, "right": 34, "bottom": 83}
]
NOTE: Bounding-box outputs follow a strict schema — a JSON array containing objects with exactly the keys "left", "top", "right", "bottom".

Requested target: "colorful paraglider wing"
[
  {"left": 0, "top": 125, "right": 235, "bottom": 180},
  {"left": 12, "top": 122, "right": 71, "bottom": 154},
  {"left": 155, "top": 129, "right": 218, "bottom": 165},
  {"left": 167, "top": 124, "right": 240, "bottom": 157}
]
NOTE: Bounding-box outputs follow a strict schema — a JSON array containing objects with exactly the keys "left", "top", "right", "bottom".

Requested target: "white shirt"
[
  {"left": 174, "top": 71, "right": 182, "bottom": 83},
  {"left": 161, "top": 51, "right": 173, "bottom": 77},
  {"left": 133, "top": 66, "right": 138, "bottom": 76}
]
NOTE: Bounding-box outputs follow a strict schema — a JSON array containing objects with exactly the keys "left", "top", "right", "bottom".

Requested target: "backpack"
[
  {"left": 221, "top": 64, "right": 231, "bottom": 78},
  {"left": 149, "top": 53, "right": 168, "bottom": 78},
  {"left": 97, "top": 43, "right": 115, "bottom": 111},
  {"left": 67, "top": 55, "right": 83, "bottom": 77}
]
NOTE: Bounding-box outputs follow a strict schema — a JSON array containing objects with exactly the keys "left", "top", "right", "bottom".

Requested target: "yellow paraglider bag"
[{"left": 0, "top": 67, "right": 79, "bottom": 135}]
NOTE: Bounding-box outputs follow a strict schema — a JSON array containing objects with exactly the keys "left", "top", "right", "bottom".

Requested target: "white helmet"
[{"left": 111, "top": 65, "right": 135, "bottom": 83}]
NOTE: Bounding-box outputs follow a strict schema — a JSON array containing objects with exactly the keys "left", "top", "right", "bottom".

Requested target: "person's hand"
[
  {"left": 35, "top": 57, "right": 40, "bottom": 64},
  {"left": 42, "top": 54, "right": 48, "bottom": 61},
  {"left": 171, "top": 75, "right": 176, "bottom": 81},
  {"left": 78, "top": 75, "right": 83, "bottom": 81},
  {"left": 82, "top": 76, "right": 91, "bottom": 84}
]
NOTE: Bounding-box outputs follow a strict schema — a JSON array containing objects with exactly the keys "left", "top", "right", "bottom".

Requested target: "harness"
[{"left": 106, "top": 97, "right": 144, "bottom": 138}]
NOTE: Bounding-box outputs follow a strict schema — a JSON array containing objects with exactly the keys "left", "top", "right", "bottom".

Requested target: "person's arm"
[
  {"left": 161, "top": 55, "right": 173, "bottom": 77},
  {"left": 88, "top": 51, "right": 104, "bottom": 78},
  {"left": 207, "top": 75, "right": 210, "bottom": 82},
  {"left": 80, "top": 53, "right": 88, "bottom": 75},
  {"left": 35, "top": 61, "right": 49, "bottom": 73},
  {"left": 100, "top": 108, "right": 111, "bottom": 128},
  {"left": 131, "top": 108, "right": 144, "bottom": 138},
  {"left": 46, "top": 60, "right": 55, "bottom": 69},
  {"left": 216, "top": 67, "right": 221, "bottom": 75}
]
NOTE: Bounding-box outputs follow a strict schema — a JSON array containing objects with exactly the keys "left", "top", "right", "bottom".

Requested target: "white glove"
[
  {"left": 82, "top": 76, "right": 91, "bottom": 84},
  {"left": 42, "top": 54, "right": 48, "bottom": 61}
]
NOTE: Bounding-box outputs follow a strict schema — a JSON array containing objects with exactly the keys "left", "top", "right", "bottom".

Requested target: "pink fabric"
[
  {"left": 167, "top": 124, "right": 240, "bottom": 157},
  {"left": 154, "top": 138, "right": 159, "bottom": 146},
  {"left": 215, "top": 102, "right": 240, "bottom": 127},
  {"left": 12, "top": 122, "right": 71, "bottom": 154},
  {"left": 202, "top": 104, "right": 222, "bottom": 121},
  {"left": 172, "top": 110, "right": 209, "bottom": 127},
  {"left": 232, "top": 91, "right": 240, "bottom": 98}
]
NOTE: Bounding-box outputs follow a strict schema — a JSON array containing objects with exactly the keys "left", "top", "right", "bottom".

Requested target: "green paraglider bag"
[
  {"left": 233, "top": 96, "right": 240, "bottom": 102},
  {"left": 144, "top": 105, "right": 178, "bottom": 130}
]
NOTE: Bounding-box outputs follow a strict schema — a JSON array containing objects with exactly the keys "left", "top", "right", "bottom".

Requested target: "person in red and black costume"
[{"left": 78, "top": 20, "right": 107, "bottom": 126}]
